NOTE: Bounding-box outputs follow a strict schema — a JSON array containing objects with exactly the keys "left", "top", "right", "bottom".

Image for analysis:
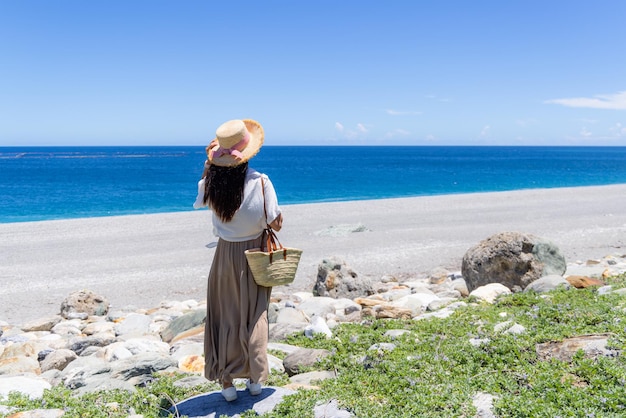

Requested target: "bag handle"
[{"left": 260, "top": 176, "right": 287, "bottom": 262}]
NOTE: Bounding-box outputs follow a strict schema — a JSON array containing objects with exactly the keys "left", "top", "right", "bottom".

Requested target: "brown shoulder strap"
[{"left": 260, "top": 176, "right": 269, "bottom": 227}]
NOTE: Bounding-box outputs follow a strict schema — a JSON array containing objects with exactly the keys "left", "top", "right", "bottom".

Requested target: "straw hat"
[{"left": 206, "top": 119, "right": 264, "bottom": 166}]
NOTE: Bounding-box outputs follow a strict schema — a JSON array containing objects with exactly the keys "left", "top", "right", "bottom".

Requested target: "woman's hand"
[{"left": 269, "top": 213, "right": 283, "bottom": 231}]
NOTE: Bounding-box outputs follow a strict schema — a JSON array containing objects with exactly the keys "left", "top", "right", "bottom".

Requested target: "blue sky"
[{"left": 1, "top": 1, "right": 625, "bottom": 146}]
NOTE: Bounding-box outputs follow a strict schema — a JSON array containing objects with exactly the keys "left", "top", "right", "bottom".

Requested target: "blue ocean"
[{"left": 1, "top": 146, "right": 626, "bottom": 224}]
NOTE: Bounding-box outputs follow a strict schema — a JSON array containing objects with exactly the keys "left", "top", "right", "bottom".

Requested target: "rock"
[
  {"left": 0, "top": 356, "right": 40, "bottom": 375},
  {"left": 39, "top": 349, "right": 77, "bottom": 372},
  {"left": 110, "top": 352, "right": 176, "bottom": 382},
  {"left": 427, "top": 298, "right": 457, "bottom": 311},
  {"left": 1, "top": 341, "right": 40, "bottom": 359},
  {"left": 536, "top": 333, "right": 620, "bottom": 362},
  {"left": 172, "top": 375, "right": 209, "bottom": 388},
  {"left": 170, "top": 342, "right": 204, "bottom": 362},
  {"left": 68, "top": 335, "right": 116, "bottom": 356},
  {"left": 101, "top": 342, "right": 133, "bottom": 362},
  {"left": 275, "top": 307, "right": 309, "bottom": 325},
  {"left": 20, "top": 316, "right": 63, "bottom": 333},
  {"left": 565, "top": 275, "right": 606, "bottom": 288},
  {"left": 60, "top": 290, "right": 110, "bottom": 319},
  {"left": 283, "top": 348, "right": 332, "bottom": 376},
  {"left": 363, "top": 305, "right": 413, "bottom": 320},
  {"left": 505, "top": 324, "right": 526, "bottom": 335},
  {"left": 368, "top": 343, "right": 396, "bottom": 353},
  {"left": 314, "top": 399, "right": 354, "bottom": 418},
  {"left": 0, "top": 375, "right": 51, "bottom": 400},
  {"left": 160, "top": 309, "right": 206, "bottom": 343},
  {"left": 297, "top": 297, "right": 337, "bottom": 318},
  {"left": 461, "top": 232, "right": 566, "bottom": 292},
  {"left": 5, "top": 408, "right": 65, "bottom": 417},
  {"left": 82, "top": 321, "right": 115, "bottom": 336},
  {"left": 61, "top": 356, "right": 112, "bottom": 390},
  {"left": 269, "top": 323, "right": 307, "bottom": 342},
  {"left": 469, "top": 338, "right": 490, "bottom": 347},
  {"left": 178, "top": 354, "right": 204, "bottom": 373},
  {"left": 494, "top": 321, "right": 525, "bottom": 334},
  {"left": 313, "top": 257, "right": 374, "bottom": 299},
  {"left": 391, "top": 293, "right": 439, "bottom": 315},
  {"left": 169, "top": 325, "right": 204, "bottom": 344},
  {"left": 114, "top": 313, "right": 152, "bottom": 338},
  {"left": 267, "top": 342, "right": 301, "bottom": 356},
  {"left": 50, "top": 320, "right": 82, "bottom": 337},
  {"left": 71, "top": 374, "right": 136, "bottom": 395},
  {"left": 472, "top": 392, "right": 498, "bottom": 418},
  {"left": 428, "top": 267, "right": 450, "bottom": 284},
  {"left": 267, "top": 303, "right": 280, "bottom": 323},
  {"left": 524, "top": 275, "right": 571, "bottom": 293},
  {"left": 469, "top": 283, "right": 511, "bottom": 304},
  {"left": 304, "top": 316, "right": 332, "bottom": 339},
  {"left": 267, "top": 353, "right": 285, "bottom": 373}
]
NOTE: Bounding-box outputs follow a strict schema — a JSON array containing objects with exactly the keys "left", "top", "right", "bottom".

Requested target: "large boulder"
[
  {"left": 60, "top": 290, "right": 110, "bottom": 319},
  {"left": 313, "top": 257, "right": 374, "bottom": 299},
  {"left": 461, "top": 232, "right": 566, "bottom": 292}
]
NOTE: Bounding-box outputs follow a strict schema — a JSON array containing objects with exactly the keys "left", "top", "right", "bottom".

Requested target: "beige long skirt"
[{"left": 204, "top": 235, "right": 271, "bottom": 385}]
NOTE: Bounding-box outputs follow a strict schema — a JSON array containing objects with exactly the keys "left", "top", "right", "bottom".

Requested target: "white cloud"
[
  {"left": 386, "top": 109, "right": 422, "bottom": 116},
  {"left": 580, "top": 127, "right": 592, "bottom": 137},
  {"left": 546, "top": 91, "right": 626, "bottom": 110},
  {"left": 480, "top": 125, "right": 491, "bottom": 137},
  {"left": 335, "top": 122, "right": 368, "bottom": 140}
]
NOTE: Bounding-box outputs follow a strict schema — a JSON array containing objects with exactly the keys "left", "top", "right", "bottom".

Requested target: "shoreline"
[
  {"left": 3, "top": 181, "right": 626, "bottom": 225},
  {"left": 2, "top": 184, "right": 626, "bottom": 325}
]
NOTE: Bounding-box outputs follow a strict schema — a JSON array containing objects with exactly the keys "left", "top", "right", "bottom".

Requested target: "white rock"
[
  {"left": 298, "top": 297, "right": 337, "bottom": 318},
  {"left": 304, "top": 316, "right": 332, "bottom": 339},
  {"left": 494, "top": 321, "right": 512, "bottom": 333},
  {"left": 123, "top": 338, "right": 170, "bottom": 355},
  {"left": 83, "top": 321, "right": 115, "bottom": 336},
  {"left": 170, "top": 342, "right": 204, "bottom": 361},
  {"left": 469, "top": 338, "right": 490, "bottom": 347},
  {"left": 391, "top": 293, "right": 440, "bottom": 315},
  {"left": 114, "top": 313, "right": 153, "bottom": 337},
  {"left": 470, "top": 283, "right": 511, "bottom": 304},
  {"left": 267, "top": 353, "right": 285, "bottom": 373},
  {"left": 276, "top": 307, "right": 309, "bottom": 325},
  {"left": 102, "top": 342, "right": 134, "bottom": 362},
  {"left": 505, "top": 324, "right": 526, "bottom": 335},
  {"left": 291, "top": 292, "right": 314, "bottom": 303},
  {"left": 0, "top": 375, "right": 51, "bottom": 399}
]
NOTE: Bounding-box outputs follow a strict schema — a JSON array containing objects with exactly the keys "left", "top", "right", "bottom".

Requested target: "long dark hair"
[{"left": 203, "top": 162, "right": 248, "bottom": 222}]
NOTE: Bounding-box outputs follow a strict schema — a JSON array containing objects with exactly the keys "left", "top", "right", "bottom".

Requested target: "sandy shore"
[{"left": 2, "top": 184, "right": 626, "bottom": 325}]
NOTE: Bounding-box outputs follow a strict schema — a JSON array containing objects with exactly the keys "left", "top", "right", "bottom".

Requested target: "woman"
[{"left": 194, "top": 119, "right": 282, "bottom": 402}]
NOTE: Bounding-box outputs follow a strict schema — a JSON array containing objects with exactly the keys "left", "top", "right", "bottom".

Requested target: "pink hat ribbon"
[{"left": 210, "top": 131, "right": 249, "bottom": 160}]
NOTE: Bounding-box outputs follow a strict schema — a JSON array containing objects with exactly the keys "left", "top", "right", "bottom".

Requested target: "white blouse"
[{"left": 193, "top": 168, "right": 281, "bottom": 242}]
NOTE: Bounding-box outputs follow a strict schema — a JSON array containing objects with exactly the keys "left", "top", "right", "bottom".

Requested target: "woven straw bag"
[{"left": 245, "top": 176, "right": 302, "bottom": 287}]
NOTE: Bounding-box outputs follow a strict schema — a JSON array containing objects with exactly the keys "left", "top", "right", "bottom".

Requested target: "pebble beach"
[{"left": 1, "top": 184, "right": 626, "bottom": 326}]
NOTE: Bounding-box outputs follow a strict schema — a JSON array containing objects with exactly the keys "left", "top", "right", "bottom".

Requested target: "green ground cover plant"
[{"left": 2, "top": 273, "right": 625, "bottom": 417}]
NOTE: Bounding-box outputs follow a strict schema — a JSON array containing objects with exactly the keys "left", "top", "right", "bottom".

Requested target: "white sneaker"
[
  {"left": 246, "top": 380, "right": 262, "bottom": 396},
  {"left": 221, "top": 386, "right": 237, "bottom": 402}
]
